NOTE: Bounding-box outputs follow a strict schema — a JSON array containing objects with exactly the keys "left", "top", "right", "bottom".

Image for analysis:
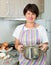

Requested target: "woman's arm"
[
  {"left": 15, "top": 38, "right": 24, "bottom": 53},
  {"left": 15, "top": 38, "right": 20, "bottom": 50},
  {"left": 39, "top": 26, "right": 49, "bottom": 52}
]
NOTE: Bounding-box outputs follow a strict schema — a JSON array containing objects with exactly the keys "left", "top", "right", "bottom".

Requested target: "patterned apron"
[{"left": 19, "top": 25, "right": 47, "bottom": 65}]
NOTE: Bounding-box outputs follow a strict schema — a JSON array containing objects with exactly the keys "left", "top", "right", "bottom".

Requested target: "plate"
[{"left": 0, "top": 53, "right": 6, "bottom": 58}]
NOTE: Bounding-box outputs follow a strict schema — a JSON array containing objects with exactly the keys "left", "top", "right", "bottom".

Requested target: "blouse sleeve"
[
  {"left": 41, "top": 26, "right": 49, "bottom": 43},
  {"left": 12, "top": 24, "right": 24, "bottom": 39}
]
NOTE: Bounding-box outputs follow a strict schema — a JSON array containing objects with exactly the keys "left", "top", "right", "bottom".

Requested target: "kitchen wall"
[
  {"left": 0, "top": 20, "right": 13, "bottom": 42},
  {"left": 42, "top": 0, "right": 51, "bottom": 64},
  {"left": 0, "top": 20, "right": 25, "bottom": 43},
  {"left": 0, "top": 20, "right": 17, "bottom": 42},
  {"left": 41, "top": 0, "right": 51, "bottom": 20}
]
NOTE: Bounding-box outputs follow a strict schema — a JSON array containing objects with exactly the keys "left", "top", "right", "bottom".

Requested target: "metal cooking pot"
[{"left": 22, "top": 45, "right": 43, "bottom": 60}]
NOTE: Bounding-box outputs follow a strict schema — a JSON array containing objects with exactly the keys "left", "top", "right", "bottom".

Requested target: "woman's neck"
[{"left": 25, "top": 22, "right": 36, "bottom": 28}]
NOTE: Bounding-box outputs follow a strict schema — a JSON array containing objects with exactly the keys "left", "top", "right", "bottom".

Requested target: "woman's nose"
[{"left": 29, "top": 14, "right": 33, "bottom": 18}]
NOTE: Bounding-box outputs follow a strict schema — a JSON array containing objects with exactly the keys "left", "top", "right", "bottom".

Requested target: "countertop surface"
[{"left": 0, "top": 49, "right": 19, "bottom": 65}]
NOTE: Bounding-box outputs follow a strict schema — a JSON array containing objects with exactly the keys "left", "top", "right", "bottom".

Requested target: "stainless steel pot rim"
[{"left": 24, "top": 45, "right": 41, "bottom": 49}]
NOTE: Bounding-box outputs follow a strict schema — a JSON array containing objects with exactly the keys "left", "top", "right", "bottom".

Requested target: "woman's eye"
[{"left": 32, "top": 13, "right": 35, "bottom": 15}]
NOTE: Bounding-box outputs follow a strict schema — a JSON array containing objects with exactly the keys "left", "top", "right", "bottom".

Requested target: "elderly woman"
[{"left": 13, "top": 3, "right": 49, "bottom": 65}]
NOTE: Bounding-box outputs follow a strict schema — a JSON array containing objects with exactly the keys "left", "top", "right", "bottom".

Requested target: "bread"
[{"left": 0, "top": 42, "right": 9, "bottom": 50}]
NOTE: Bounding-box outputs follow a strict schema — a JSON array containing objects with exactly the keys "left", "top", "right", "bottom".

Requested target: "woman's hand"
[
  {"left": 17, "top": 44, "right": 24, "bottom": 53},
  {"left": 39, "top": 43, "right": 49, "bottom": 52},
  {"left": 15, "top": 39, "right": 24, "bottom": 53}
]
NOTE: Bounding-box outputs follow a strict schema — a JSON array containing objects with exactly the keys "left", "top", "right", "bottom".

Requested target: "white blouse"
[{"left": 12, "top": 24, "right": 49, "bottom": 43}]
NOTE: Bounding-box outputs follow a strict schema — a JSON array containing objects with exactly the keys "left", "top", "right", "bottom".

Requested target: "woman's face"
[{"left": 25, "top": 10, "right": 36, "bottom": 23}]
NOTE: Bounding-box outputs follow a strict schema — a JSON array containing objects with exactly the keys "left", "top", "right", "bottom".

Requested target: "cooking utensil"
[{"left": 22, "top": 45, "right": 43, "bottom": 60}]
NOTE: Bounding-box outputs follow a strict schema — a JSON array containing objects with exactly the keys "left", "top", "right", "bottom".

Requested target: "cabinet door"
[
  {"left": 0, "top": 0, "right": 44, "bottom": 18},
  {"left": 0, "top": 0, "right": 20, "bottom": 18},
  {"left": 0, "top": 0, "right": 9, "bottom": 17},
  {"left": 8, "top": 0, "right": 19, "bottom": 17}
]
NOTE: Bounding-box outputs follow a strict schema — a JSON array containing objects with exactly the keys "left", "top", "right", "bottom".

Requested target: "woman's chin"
[{"left": 27, "top": 21, "right": 34, "bottom": 23}]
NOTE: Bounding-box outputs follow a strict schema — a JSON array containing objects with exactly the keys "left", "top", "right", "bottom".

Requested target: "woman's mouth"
[{"left": 28, "top": 18, "right": 33, "bottom": 20}]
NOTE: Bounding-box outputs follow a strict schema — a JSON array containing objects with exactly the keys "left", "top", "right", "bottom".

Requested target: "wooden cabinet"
[
  {"left": 8, "top": 0, "right": 19, "bottom": 17},
  {"left": 0, "top": 0, "right": 9, "bottom": 17},
  {"left": 0, "top": 0, "right": 44, "bottom": 18}
]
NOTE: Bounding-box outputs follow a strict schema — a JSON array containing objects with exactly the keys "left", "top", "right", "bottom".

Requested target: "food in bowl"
[{"left": 0, "top": 42, "right": 13, "bottom": 53}]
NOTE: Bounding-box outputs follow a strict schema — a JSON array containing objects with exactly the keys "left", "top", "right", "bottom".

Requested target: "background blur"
[{"left": 0, "top": 0, "right": 51, "bottom": 65}]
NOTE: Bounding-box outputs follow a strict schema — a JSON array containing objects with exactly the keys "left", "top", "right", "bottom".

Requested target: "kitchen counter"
[{"left": 0, "top": 50, "right": 19, "bottom": 65}]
